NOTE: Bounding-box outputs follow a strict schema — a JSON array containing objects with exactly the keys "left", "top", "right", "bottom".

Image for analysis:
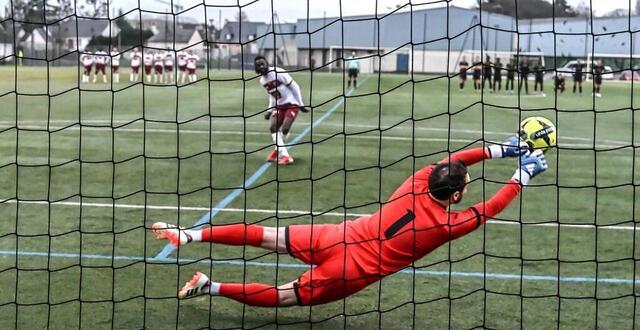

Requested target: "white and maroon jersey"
[
  {"left": 143, "top": 53, "right": 153, "bottom": 66},
  {"left": 81, "top": 53, "right": 94, "bottom": 66},
  {"left": 111, "top": 51, "right": 121, "bottom": 66},
  {"left": 186, "top": 54, "right": 199, "bottom": 69},
  {"left": 154, "top": 53, "right": 164, "bottom": 66},
  {"left": 130, "top": 51, "right": 142, "bottom": 67},
  {"left": 259, "top": 67, "right": 301, "bottom": 106},
  {"left": 177, "top": 51, "right": 188, "bottom": 67},
  {"left": 94, "top": 51, "right": 107, "bottom": 65},
  {"left": 164, "top": 52, "right": 174, "bottom": 67}
]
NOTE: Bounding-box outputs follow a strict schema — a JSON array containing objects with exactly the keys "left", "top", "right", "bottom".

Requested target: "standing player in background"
[
  {"left": 154, "top": 50, "right": 164, "bottom": 84},
  {"left": 129, "top": 47, "right": 142, "bottom": 82},
  {"left": 533, "top": 60, "right": 546, "bottom": 96},
  {"left": 186, "top": 50, "right": 200, "bottom": 83},
  {"left": 492, "top": 57, "right": 502, "bottom": 93},
  {"left": 143, "top": 50, "right": 154, "bottom": 83},
  {"left": 254, "top": 56, "right": 308, "bottom": 165},
  {"left": 80, "top": 51, "right": 94, "bottom": 83},
  {"left": 346, "top": 50, "right": 360, "bottom": 89},
  {"left": 482, "top": 55, "right": 492, "bottom": 91},
  {"left": 164, "top": 49, "right": 175, "bottom": 84},
  {"left": 93, "top": 49, "right": 108, "bottom": 83},
  {"left": 472, "top": 56, "right": 482, "bottom": 90},
  {"left": 151, "top": 138, "right": 549, "bottom": 306},
  {"left": 518, "top": 57, "right": 530, "bottom": 94},
  {"left": 592, "top": 59, "right": 604, "bottom": 98},
  {"left": 572, "top": 59, "right": 584, "bottom": 94},
  {"left": 177, "top": 50, "right": 188, "bottom": 84},
  {"left": 458, "top": 56, "right": 469, "bottom": 90},
  {"left": 505, "top": 57, "right": 516, "bottom": 93},
  {"left": 110, "top": 47, "right": 121, "bottom": 83}
]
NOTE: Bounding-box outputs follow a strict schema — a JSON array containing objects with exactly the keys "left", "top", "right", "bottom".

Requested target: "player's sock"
[
  {"left": 354, "top": 79, "right": 357, "bottom": 88},
  {"left": 103, "top": 76, "right": 107, "bottom": 83},
  {"left": 579, "top": 85, "right": 582, "bottom": 93},
  {"left": 191, "top": 223, "right": 264, "bottom": 246},
  {"left": 348, "top": 80, "right": 351, "bottom": 88},
  {"left": 276, "top": 132, "right": 290, "bottom": 157},
  {"left": 210, "top": 282, "right": 279, "bottom": 307}
]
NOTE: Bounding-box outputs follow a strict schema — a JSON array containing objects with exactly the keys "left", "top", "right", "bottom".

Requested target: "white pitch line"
[
  {"left": 2, "top": 199, "right": 637, "bottom": 231},
  {"left": 0, "top": 119, "right": 632, "bottom": 146},
  {"left": 0, "top": 125, "right": 632, "bottom": 149}
]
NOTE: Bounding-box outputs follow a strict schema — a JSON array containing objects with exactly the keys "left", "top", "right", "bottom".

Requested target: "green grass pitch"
[{"left": 0, "top": 66, "right": 639, "bottom": 329}]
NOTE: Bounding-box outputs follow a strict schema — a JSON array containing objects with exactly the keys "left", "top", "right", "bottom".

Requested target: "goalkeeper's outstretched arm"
[{"left": 438, "top": 136, "right": 529, "bottom": 166}]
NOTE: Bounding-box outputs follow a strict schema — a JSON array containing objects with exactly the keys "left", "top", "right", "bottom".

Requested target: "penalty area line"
[
  {"left": 0, "top": 249, "right": 638, "bottom": 285},
  {"left": 155, "top": 78, "right": 369, "bottom": 259}
]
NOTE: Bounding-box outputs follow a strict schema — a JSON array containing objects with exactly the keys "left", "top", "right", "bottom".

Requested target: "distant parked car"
[{"left": 618, "top": 69, "right": 640, "bottom": 81}]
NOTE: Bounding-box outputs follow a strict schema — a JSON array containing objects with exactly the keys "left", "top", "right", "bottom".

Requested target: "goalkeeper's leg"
[
  {"left": 151, "top": 222, "right": 287, "bottom": 252},
  {"left": 178, "top": 272, "right": 298, "bottom": 306}
]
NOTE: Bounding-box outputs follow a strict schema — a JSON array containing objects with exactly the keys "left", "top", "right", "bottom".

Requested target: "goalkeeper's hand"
[
  {"left": 264, "top": 111, "right": 272, "bottom": 120},
  {"left": 512, "top": 150, "right": 548, "bottom": 185},
  {"left": 487, "top": 135, "right": 529, "bottom": 158}
]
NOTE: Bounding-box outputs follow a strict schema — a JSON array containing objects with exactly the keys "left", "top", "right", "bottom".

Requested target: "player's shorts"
[
  {"left": 574, "top": 74, "right": 583, "bottom": 82},
  {"left": 95, "top": 64, "right": 106, "bottom": 74},
  {"left": 348, "top": 68, "right": 358, "bottom": 78},
  {"left": 164, "top": 65, "right": 173, "bottom": 72},
  {"left": 179, "top": 65, "right": 187, "bottom": 72},
  {"left": 187, "top": 67, "right": 196, "bottom": 74},
  {"left": 131, "top": 65, "right": 140, "bottom": 74},
  {"left": 154, "top": 65, "right": 163, "bottom": 73},
  {"left": 494, "top": 74, "right": 502, "bottom": 81},
  {"left": 459, "top": 69, "right": 467, "bottom": 80},
  {"left": 83, "top": 65, "right": 92, "bottom": 74},
  {"left": 272, "top": 104, "right": 299, "bottom": 125},
  {"left": 112, "top": 65, "right": 119, "bottom": 73},
  {"left": 535, "top": 77, "right": 543, "bottom": 83},
  {"left": 473, "top": 70, "right": 481, "bottom": 80},
  {"left": 594, "top": 76, "right": 603, "bottom": 84},
  {"left": 144, "top": 65, "right": 152, "bottom": 74},
  {"left": 286, "top": 224, "right": 381, "bottom": 306}
]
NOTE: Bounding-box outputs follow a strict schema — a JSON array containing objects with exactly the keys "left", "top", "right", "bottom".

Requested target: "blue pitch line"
[
  {"left": 155, "top": 79, "right": 369, "bottom": 259},
  {"left": 1, "top": 249, "right": 639, "bottom": 285}
]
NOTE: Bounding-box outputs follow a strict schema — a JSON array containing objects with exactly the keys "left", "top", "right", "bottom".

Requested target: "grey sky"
[{"left": 1, "top": 0, "right": 638, "bottom": 25}]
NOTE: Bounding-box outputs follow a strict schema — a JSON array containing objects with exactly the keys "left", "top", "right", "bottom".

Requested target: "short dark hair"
[{"left": 428, "top": 161, "right": 468, "bottom": 200}]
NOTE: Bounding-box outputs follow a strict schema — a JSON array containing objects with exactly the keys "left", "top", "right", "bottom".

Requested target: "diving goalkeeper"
[{"left": 151, "top": 138, "right": 548, "bottom": 306}]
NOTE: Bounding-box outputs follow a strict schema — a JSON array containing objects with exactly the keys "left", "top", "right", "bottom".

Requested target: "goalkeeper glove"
[
  {"left": 487, "top": 136, "right": 529, "bottom": 158},
  {"left": 512, "top": 150, "right": 548, "bottom": 185}
]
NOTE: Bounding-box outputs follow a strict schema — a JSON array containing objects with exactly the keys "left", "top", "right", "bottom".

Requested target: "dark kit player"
[
  {"left": 506, "top": 58, "right": 516, "bottom": 93},
  {"left": 593, "top": 59, "right": 605, "bottom": 98},
  {"left": 533, "top": 60, "right": 546, "bottom": 96},
  {"left": 482, "top": 55, "right": 493, "bottom": 91},
  {"left": 472, "top": 56, "right": 482, "bottom": 90},
  {"left": 493, "top": 57, "right": 503, "bottom": 92},
  {"left": 459, "top": 56, "right": 469, "bottom": 90},
  {"left": 573, "top": 59, "right": 585, "bottom": 94},
  {"left": 519, "top": 58, "right": 530, "bottom": 94}
]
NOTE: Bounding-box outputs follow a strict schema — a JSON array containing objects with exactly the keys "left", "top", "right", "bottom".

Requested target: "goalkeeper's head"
[
  {"left": 254, "top": 56, "right": 269, "bottom": 75},
  {"left": 428, "top": 161, "right": 470, "bottom": 205}
]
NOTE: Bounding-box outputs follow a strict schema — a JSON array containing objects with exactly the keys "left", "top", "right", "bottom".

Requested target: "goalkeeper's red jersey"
[{"left": 344, "top": 147, "right": 521, "bottom": 276}]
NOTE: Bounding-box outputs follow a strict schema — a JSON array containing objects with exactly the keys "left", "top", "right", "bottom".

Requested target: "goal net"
[{"left": 0, "top": 0, "right": 638, "bottom": 329}]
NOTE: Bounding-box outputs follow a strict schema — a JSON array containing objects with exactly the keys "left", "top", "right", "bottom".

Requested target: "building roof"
[
  {"left": 147, "top": 25, "right": 197, "bottom": 44},
  {"left": 219, "top": 21, "right": 268, "bottom": 43},
  {"left": 57, "top": 18, "right": 110, "bottom": 38}
]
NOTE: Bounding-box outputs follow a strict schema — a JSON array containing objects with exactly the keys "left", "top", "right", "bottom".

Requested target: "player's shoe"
[
  {"left": 179, "top": 272, "right": 210, "bottom": 299},
  {"left": 278, "top": 155, "right": 294, "bottom": 165},
  {"left": 151, "top": 222, "right": 192, "bottom": 247},
  {"left": 266, "top": 149, "right": 279, "bottom": 162}
]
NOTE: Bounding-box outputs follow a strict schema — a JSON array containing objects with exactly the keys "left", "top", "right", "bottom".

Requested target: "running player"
[
  {"left": 254, "top": 56, "right": 308, "bottom": 165},
  {"left": 110, "top": 47, "right": 121, "bottom": 83},
  {"left": 152, "top": 139, "right": 549, "bottom": 306},
  {"left": 153, "top": 50, "right": 164, "bottom": 83},
  {"left": 573, "top": 59, "right": 584, "bottom": 94},
  {"left": 533, "top": 60, "right": 546, "bottom": 96},
  {"left": 164, "top": 49, "right": 175, "bottom": 84},
  {"left": 492, "top": 57, "right": 502, "bottom": 93},
  {"left": 593, "top": 59, "right": 604, "bottom": 98},
  {"left": 93, "top": 49, "right": 108, "bottom": 83},
  {"left": 482, "top": 55, "right": 492, "bottom": 91},
  {"left": 186, "top": 50, "right": 199, "bottom": 83},
  {"left": 80, "top": 51, "right": 94, "bottom": 83},
  {"left": 143, "top": 50, "right": 154, "bottom": 83},
  {"left": 518, "top": 57, "right": 530, "bottom": 94},
  {"left": 129, "top": 47, "right": 142, "bottom": 82},
  {"left": 177, "top": 50, "right": 188, "bottom": 84},
  {"left": 458, "top": 56, "right": 469, "bottom": 90},
  {"left": 346, "top": 50, "right": 360, "bottom": 89},
  {"left": 472, "top": 56, "right": 482, "bottom": 90},
  {"left": 505, "top": 57, "right": 516, "bottom": 93}
]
